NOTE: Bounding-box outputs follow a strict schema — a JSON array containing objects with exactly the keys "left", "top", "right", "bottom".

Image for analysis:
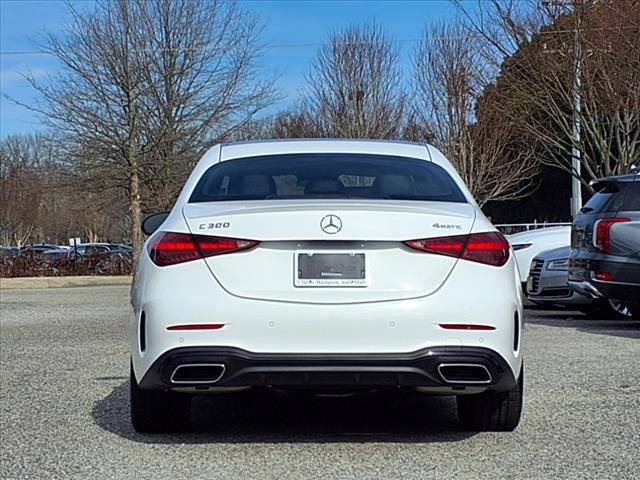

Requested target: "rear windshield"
[
  {"left": 621, "top": 178, "right": 640, "bottom": 210},
  {"left": 583, "top": 179, "right": 640, "bottom": 213},
  {"left": 583, "top": 191, "right": 615, "bottom": 212},
  {"left": 189, "top": 153, "right": 467, "bottom": 203}
]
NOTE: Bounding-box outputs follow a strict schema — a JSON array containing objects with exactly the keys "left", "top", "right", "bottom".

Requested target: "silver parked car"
[{"left": 527, "top": 246, "right": 592, "bottom": 308}]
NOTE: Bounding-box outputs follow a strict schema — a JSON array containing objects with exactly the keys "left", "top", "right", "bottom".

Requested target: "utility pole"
[
  {"left": 543, "top": 0, "right": 583, "bottom": 219},
  {"left": 570, "top": 7, "right": 583, "bottom": 218}
]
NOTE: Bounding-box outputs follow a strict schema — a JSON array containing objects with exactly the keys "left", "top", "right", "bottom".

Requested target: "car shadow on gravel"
[
  {"left": 92, "top": 381, "right": 476, "bottom": 443},
  {"left": 527, "top": 309, "right": 640, "bottom": 340}
]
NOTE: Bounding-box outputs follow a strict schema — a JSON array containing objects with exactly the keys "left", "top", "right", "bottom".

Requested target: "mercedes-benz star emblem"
[{"left": 320, "top": 214, "right": 342, "bottom": 234}]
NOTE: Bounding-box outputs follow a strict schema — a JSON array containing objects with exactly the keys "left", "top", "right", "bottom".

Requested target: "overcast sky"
[{"left": 0, "top": 0, "right": 458, "bottom": 138}]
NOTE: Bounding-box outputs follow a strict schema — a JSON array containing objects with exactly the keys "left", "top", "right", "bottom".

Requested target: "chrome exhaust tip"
[
  {"left": 438, "top": 363, "right": 492, "bottom": 384},
  {"left": 583, "top": 283, "right": 603, "bottom": 299},
  {"left": 170, "top": 363, "right": 226, "bottom": 385}
]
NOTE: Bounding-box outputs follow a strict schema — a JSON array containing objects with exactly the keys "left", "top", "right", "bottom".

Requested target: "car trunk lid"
[{"left": 182, "top": 200, "right": 476, "bottom": 303}]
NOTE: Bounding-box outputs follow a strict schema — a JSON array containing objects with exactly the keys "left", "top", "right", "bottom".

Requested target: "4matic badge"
[{"left": 432, "top": 222, "right": 463, "bottom": 230}]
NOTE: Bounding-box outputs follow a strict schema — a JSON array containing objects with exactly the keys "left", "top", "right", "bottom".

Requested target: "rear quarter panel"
[{"left": 610, "top": 220, "right": 640, "bottom": 259}]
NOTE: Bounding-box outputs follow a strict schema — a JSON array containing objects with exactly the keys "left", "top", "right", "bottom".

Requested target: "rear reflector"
[
  {"left": 166, "top": 323, "right": 225, "bottom": 331},
  {"left": 439, "top": 323, "right": 496, "bottom": 331},
  {"left": 593, "top": 218, "right": 629, "bottom": 253},
  {"left": 593, "top": 271, "right": 614, "bottom": 282},
  {"left": 405, "top": 232, "right": 510, "bottom": 266},
  {"left": 148, "top": 232, "right": 258, "bottom": 266}
]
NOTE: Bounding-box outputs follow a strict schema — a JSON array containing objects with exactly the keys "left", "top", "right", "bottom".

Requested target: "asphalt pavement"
[{"left": 1, "top": 285, "right": 639, "bottom": 479}]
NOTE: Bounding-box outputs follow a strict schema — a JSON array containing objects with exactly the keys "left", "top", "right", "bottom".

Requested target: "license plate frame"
[{"left": 294, "top": 251, "right": 368, "bottom": 287}]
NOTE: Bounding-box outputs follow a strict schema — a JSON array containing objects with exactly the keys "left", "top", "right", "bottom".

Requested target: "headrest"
[
  {"left": 304, "top": 178, "right": 346, "bottom": 195},
  {"left": 372, "top": 174, "right": 413, "bottom": 196},
  {"left": 240, "top": 174, "right": 276, "bottom": 196}
]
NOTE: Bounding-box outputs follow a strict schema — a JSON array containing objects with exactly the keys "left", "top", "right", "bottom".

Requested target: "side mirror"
[{"left": 142, "top": 212, "right": 169, "bottom": 236}]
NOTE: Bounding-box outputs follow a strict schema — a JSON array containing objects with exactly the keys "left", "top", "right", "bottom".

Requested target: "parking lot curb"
[{"left": 0, "top": 276, "right": 132, "bottom": 290}]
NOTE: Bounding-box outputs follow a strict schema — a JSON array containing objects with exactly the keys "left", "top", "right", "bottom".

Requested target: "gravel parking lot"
[{"left": 1, "top": 285, "right": 639, "bottom": 479}]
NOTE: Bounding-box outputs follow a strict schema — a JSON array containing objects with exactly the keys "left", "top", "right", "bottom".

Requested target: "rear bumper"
[
  {"left": 569, "top": 280, "right": 604, "bottom": 299},
  {"left": 591, "top": 279, "right": 640, "bottom": 303},
  {"left": 138, "top": 346, "right": 518, "bottom": 392},
  {"left": 527, "top": 265, "right": 592, "bottom": 306},
  {"left": 570, "top": 279, "right": 640, "bottom": 303},
  {"left": 569, "top": 255, "right": 640, "bottom": 287},
  {"left": 528, "top": 287, "right": 592, "bottom": 306}
]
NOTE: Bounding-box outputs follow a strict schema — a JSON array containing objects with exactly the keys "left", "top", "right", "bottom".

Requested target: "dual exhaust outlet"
[
  {"left": 170, "top": 363, "right": 226, "bottom": 385},
  {"left": 437, "top": 363, "right": 492, "bottom": 384},
  {"left": 169, "top": 362, "right": 492, "bottom": 385}
]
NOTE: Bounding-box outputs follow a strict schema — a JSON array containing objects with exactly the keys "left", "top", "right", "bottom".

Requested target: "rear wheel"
[
  {"left": 608, "top": 299, "right": 633, "bottom": 318},
  {"left": 130, "top": 364, "right": 191, "bottom": 433},
  {"left": 457, "top": 367, "right": 523, "bottom": 432},
  {"left": 581, "top": 299, "right": 633, "bottom": 319}
]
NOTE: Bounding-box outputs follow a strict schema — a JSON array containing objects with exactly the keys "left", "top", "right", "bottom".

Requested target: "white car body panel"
[
  {"left": 184, "top": 200, "right": 476, "bottom": 303},
  {"left": 131, "top": 139, "right": 523, "bottom": 392},
  {"left": 132, "top": 248, "right": 522, "bottom": 370},
  {"left": 507, "top": 226, "right": 571, "bottom": 282}
]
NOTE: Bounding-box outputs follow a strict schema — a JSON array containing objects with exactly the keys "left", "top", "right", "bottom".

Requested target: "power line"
[
  {"left": 1, "top": 51, "right": 52, "bottom": 56},
  {"left": 0, "top": 38, "right": 424, "bottom": 56},
  {"left": 1, "top": 25, "right": 636, "bottom": 56}
]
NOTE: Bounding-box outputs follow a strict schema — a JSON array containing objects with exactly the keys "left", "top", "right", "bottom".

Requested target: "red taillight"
[
  {"left": 594, "top": 218, "right": 629, "bottom": 253},
  {"left": 196, "top": 236, "right": 258, "bottom": 257},
  {"left": 148, "top": 232, "right": 258, "bottom": 266},
  {"left": 462, "top": 232, "right": 510, "bottom": 266},
  {"left": 148, "top": 232, "right": 200, "bottom": 266},
  {"left": 405, "top": 235, "right": 466, "bottom": 258},
  {"left": 404, "top": 232, "right": 510, "bottom": 267}
]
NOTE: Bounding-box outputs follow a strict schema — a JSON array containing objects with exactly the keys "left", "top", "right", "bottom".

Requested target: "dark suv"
[{"left": 569, "top": 172, "right": 640, "bottom": 318}]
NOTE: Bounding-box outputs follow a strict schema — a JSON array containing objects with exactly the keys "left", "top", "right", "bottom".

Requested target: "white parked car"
[
  {"left": 130, "top": 139, "right": 524, "bottom": 432},
  {"left": 507, "top": 226, "right": 571, "bottom": 287}
]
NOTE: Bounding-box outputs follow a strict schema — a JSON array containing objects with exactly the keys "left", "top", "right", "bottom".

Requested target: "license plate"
[{"left": 295, "top": 252, "right": 367, "bottom": 287}]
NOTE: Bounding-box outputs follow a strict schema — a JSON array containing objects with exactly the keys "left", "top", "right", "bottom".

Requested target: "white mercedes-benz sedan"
[{"left": 130, "top": 139, "right": 524, "bottom": 433}]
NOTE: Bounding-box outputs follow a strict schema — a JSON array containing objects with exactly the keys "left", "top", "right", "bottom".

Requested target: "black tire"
[
  {"left": 608, "top": 299, "right": 634, "bottom": 319},
  {"left": 580, "top": 299, "right": 632, "bottom": 319},
  {"left": 130, "top": 364, "right": 191, "bottom": 433},
  {"left": 457, "top": 367, "right": 524, "bottom": 432}
]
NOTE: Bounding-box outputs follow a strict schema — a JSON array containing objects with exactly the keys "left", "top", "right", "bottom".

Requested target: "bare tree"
[
  {"left": 456, "top": 121, "right": 539, "bottom": 207},
  {"left": 413, "top": 21, "right": 538, "bottom": 206},
  {"left": 16, "top": 0, "right": 151, "bottom": 260},
  {"left": 454, "top": 0, "right": 640, "bottom": 190},
  {"left": 302, "top": 21, "right": 406, "bottom": 138},
  {"left": 16, "top": 0, "right": 276, "bottom": 261},
  {"left": 265, "top": 108, "right": 318, "bottom": 139},
  {"left": 452, "top": 0, "right": 555, "bottom": 77},
  {"left": 0, "top": 135, "right": 49, "bottom": 246},
  {"left": 0, "top": 133, "right": 127, "bottom": 246},
  {"left": 138, "top": 0, "right": 277, "bottom": 210},
  {"left": 533, "top": 2, "right": 640, "bottom": 183},
  {"left": 413, "top": 21, "right": 485, "bottom": 150}
]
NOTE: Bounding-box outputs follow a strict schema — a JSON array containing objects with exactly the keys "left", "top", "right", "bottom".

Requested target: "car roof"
[
  {"left": 222, "top": 137, "right": 428, "bottom": 149},
  {"left": 593, "top": 172, "right": 639, "bottom": 184},
  {"left": 218, "top": 139, "right": 432, "bottom": 163}
]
